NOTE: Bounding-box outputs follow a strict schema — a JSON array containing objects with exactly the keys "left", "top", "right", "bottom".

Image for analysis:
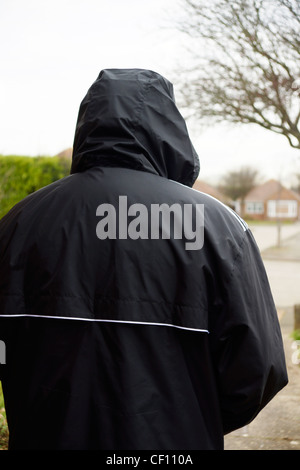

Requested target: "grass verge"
[{"left": 0, "top": 383, "right": 8, "bottom": 450}]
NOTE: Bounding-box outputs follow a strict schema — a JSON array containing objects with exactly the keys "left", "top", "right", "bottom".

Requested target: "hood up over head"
[{"left": 70, "top": 69, "right": 200, "bottom": 187}]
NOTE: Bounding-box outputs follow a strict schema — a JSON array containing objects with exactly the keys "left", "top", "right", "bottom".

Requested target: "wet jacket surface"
[{"left": 0, "top": 69, "right": 288, "bottom": 450}]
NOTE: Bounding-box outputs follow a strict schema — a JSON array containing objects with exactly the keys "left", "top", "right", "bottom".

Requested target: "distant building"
[
  {"left": 56, "top": 148, "right": 73, "bottom": 160},
  {"left": 241, "top": 179, "right": 300, "bottom": 221},
  {"left": 193, "top": 179, "right": 230, "bottom": 205}
]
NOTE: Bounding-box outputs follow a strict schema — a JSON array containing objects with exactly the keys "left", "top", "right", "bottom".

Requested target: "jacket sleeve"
[{"left": 209, "top": 228, "right": 288, "bottom": 435}]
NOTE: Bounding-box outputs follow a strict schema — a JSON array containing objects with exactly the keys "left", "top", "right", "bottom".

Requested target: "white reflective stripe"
[{"left": 0, "top": 314, "right": 209, "bottom": 333}]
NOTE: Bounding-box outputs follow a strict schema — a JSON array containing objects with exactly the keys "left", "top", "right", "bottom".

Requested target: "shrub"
[{"left": 0, "top": 155, "right": 70, "bottom": 220}]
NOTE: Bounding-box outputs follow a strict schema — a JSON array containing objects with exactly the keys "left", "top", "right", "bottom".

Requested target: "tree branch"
[{"left": 176, "top": 0, "right": 300, "bottom": 150}]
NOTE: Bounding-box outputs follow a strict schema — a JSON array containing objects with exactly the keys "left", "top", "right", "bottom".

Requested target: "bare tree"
[
  {"left": 218, "top": 166, "right": 260, "bottom": 215},
  {"left": 177, "top": 0, "right": 300, "bottom": 149}
]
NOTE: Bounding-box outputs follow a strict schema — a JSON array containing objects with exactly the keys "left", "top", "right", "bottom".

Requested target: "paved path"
[
  {"left": 249, "top": 222, "right": 300, "bottom": 253},
  {"left": 262, "top": 260, "right": 300, "bottom": 307},
  {"left": 224, "top": 308, "right": 300, "bottom": 450},
  {"left": 250, "top": 222, "right": 300, "bottom": 308}
]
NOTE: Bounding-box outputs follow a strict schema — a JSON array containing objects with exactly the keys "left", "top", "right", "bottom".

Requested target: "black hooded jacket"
[{"left": 0, "top": 69, "right": 287, "bottom": 450}]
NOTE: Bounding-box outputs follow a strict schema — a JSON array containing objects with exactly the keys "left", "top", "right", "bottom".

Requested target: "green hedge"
[
  {"left": 0, "top": 155, "right": 71, "bottom": 449},
  {"left": 0, "top": 155, "right": 71, "bottom": 220}
]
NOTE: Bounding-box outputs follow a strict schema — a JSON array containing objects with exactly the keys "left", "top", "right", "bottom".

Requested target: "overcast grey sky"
[{"left": 0, "top": 0, "right": 299, "bottom": 186}]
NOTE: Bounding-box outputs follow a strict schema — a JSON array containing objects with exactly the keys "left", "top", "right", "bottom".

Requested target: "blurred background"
[{"left": 0, "top": 0, "right": 299, "bottom": 185}]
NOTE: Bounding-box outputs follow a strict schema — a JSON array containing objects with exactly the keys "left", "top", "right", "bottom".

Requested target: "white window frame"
[
  {"left": 246, "top": 201, "right": 264, "bottom": 214},
  {"left": 267, "top": 200, "right": 298, "bottom": 218}
]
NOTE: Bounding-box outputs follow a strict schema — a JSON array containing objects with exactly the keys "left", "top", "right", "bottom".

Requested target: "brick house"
[{"left": 241, "top": 179, "right": 300, "bottom": 221}]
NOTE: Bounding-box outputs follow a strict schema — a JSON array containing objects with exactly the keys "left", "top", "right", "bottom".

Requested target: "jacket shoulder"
[{"left": 168, "top": 179, "right": 248, "bottom": 236}]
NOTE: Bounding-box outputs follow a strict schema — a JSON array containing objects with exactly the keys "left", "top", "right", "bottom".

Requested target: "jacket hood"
[{"left": 70, "top": 69, "right": 200, "bottom": 187}]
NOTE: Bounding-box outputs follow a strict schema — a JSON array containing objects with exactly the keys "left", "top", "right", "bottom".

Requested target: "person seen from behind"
[{"left": 0, "top": 69, "right": 288, "bottom": 450}]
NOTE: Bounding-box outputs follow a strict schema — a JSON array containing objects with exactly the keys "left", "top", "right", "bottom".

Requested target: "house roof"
[
  {"left": 193, "top": 179, "right": 229, "bottom": 203},
  {"left": 245, "top": 179, "right": 300, "bottom": 202},
  {"left": 56, "top": 148, "right": 73, "bottom": 160}
]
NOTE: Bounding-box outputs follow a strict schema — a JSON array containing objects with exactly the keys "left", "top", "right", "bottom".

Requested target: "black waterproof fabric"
[{"left": 0, "top": 69, "right": 287, "bottom": 450}]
